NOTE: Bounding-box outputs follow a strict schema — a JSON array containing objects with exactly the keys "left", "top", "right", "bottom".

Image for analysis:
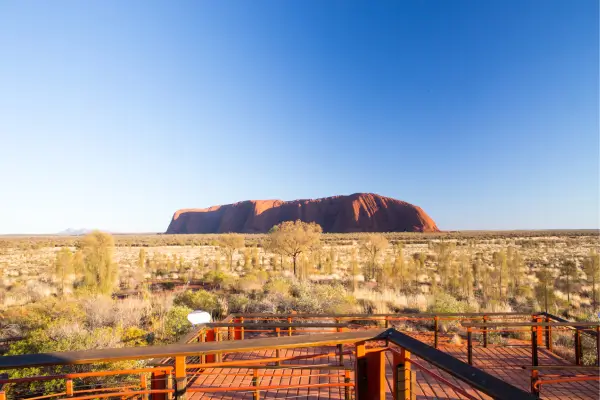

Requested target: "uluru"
[{"left": 166, "top": 193, "right": 439, "bottom": 234}]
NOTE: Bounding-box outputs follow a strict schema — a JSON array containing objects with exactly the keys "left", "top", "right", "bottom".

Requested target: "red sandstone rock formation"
[{"left": 166, "top": 193, "right": 439, "bottom": 234}]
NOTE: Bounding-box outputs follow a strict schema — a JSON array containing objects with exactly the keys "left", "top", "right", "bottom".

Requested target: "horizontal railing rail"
[
  {"left": 0, "top": 330, "right": 383, "bottom": 370},
  {"left": 462, "top": 320, "right": 600, "bottom": 367}
]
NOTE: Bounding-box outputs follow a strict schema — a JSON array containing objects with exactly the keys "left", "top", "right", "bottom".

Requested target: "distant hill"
[
  {"left": 57, "top": 228, "right": 93, "bottom": 236},
  {"left": 166, "top": 193, "right": 439, "bottom": 234}
]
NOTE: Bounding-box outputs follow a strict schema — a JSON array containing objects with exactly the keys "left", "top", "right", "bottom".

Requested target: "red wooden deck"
[{"left": 187, "top": 338, "right": 599, "bottom": 399}]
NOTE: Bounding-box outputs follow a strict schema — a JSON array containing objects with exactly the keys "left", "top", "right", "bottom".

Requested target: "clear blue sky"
[{"left": 0, "top": 1, "right": 598, "bottom": 234}]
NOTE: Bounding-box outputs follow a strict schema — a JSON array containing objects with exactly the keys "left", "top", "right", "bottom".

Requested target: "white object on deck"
[{"left": 187, "top": 310, "right": 212, "bottom": 325}]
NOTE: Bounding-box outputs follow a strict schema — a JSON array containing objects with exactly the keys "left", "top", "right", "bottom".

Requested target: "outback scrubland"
[{"left": 0, "top": 226, "right": 599, "bottom": 393}]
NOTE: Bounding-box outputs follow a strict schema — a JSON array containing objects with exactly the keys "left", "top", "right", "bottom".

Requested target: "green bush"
[
  {"left": 163, "top": 305, "right": 192, "bottom": 341},
  {"left": 174, "top": 289, "right": 216, "bottom": 310}
]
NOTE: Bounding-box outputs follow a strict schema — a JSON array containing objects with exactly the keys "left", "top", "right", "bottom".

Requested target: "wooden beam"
[{"left": 0, "top": 330, "right": 386, "bottom": 370}]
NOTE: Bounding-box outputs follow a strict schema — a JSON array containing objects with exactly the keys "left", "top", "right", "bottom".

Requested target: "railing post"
[
  {"left": 344, "top": 370, "right": 351, "bottom": 400},
  {"left": 287, "top": 317, "right": 293, "bottom": 336},
  {"left": 482, "top": 316, "right": 488, "bottom": 348},
  {"left": 596, "top": 325, "right": 600, "bottom": 367},
  {"left": 574, "top": 328, "right": 582, "bottom": 366},
  {"left": 240, "top": 317, "right": 245, "bottom": 340},
  {"left": 531, "top": 326, "right": 539, "bottom": 367},
  {"left": 535, "top": 316, "right": 543, "bottom": 347},
  {"left": 174, "top": 356, "right": 187, "bottom": 399},
  {"left": 393, "top": 347, "right": 412, "bottom": 400},
  {"left": 205, "top": 329, "right": 216, "bottom": 363},
  {"left": 166, "top": 370, "right": 173, "bottom": 400},
  {"left": 434, "top": 316, "right": 439, "bottom": 349},
  {"left": 140, "top": 374, "right": 149, "bottom": 400},
  {"left": 530, "top": 370, "right": 540, "bottom": 398},
  {"left": 275, "top": 327, "right": 281, "bottom": 365},
  {"left": 150, "top": 368, "right": 168, "bottom": 400},
  {"left": 0, "top": 373, "right": 7, "bottom": 400},
  {"left": 338, "top": 343, "right": 344, "bottom": 366},
  {"left": 545, "top": 316, "right": 552, "bottom": 351},
  {"left": 385, "top": 316, "right": 389, "bottom": 329},
  {"left": 216, "top": 330, "right": 222, "bottom": 362},
  {"left": 200, "top": 331, "right": 206, "bottom": 364},
  {"left": 467, "top": 327, "right": 473, "bottom": 365},
  {"left": 356, "top": 345, "right": 385, "bottom": 400},
  {"left": 252, "top": 369, "right": 259, "bottom": 400},
  {"left": 66, "top": 379, "right": 74, "bottom": 397}
]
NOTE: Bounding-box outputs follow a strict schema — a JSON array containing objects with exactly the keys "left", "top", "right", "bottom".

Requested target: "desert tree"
[
  {"left": 457, "top": 254, "right": 474, "bottom": 298},
  {"left": 559, "top": 259, "right": 579, "bottom": 307},
  {"left": 507, "top": 247, "right": 526, "bottom": 297},
  {"left": 412, "top": 252, "right": 427, "bottom": 292},
  {"left": 380, "top": 254, "right": 393, "bottom": 288},
  {"left": 492, "top": 250, "right": 508, "bottom": 299},
  {"left": 54, "top": 247, "right": 73, "bottom": 297},
  {"left": 267, "top": 220, "right": 323, "bottom": 277},
  {"left": 138, "top": 248, "right": 146, "bottom": 271},
  {"left": 536, "top": 262, "right": 556, "bottom": 313},
  {"left": 350, "top": 248, "right": 360, "bottom": 292},
  {"left": 583, "top": 250, "right": 600, "bottom": 310},
  {"left": 431, "top": 242, "right": 455, "bottom": 289},
  {"left": 393, "top": 243, "right": 406, "bottom": 287},
  {"left": 78, "top": 231, "right": 118, "bottom": 295},
  {"left": 217, "top": 233, "right": 245, "bottom": 271},
  {"left": 359, "top": 234, "right": 388, "bottom": 281}
]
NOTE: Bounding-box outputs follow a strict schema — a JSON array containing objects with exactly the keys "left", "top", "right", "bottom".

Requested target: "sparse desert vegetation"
[
  {"left": 0, "top": 228, "right": 598, "bottom": 353},
  {"left": 0, "top": 227, "right": 598, "bottom": 395}
]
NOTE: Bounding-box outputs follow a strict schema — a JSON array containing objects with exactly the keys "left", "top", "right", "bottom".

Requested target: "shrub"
[
  {"left": 163, "top": 305, "right": 192, "bottom": 341},
  {"left": 173, "top": 290, "right": 218, "bottom": 313}
]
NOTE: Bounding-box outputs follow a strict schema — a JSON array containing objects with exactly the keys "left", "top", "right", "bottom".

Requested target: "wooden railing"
[
  {"left": 1, "top": 311, "right": 595, "bottom": 399},
  {"left": 0, "top": 327, "right": 539, "bottom": 400}
]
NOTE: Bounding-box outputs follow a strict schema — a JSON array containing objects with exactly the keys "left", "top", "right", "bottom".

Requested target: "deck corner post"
[
  {"left": 366, "top": 348, "right": 386, "bottom": 400},
  {"left": 393, "top": 347, "right": 412, "bottom": 400},
  {"left": 150, "top": 368, "right": 168, "bottom": 400},
  {"left": 0, "top": 391, "right": 5, "bottom": 400},
  {"left": 174, "top": 355, "right": 187, "bottom": 399}
]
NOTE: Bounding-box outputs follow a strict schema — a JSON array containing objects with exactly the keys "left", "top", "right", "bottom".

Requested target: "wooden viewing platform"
[{"left": 0, "top": 312, "right": 597, "bottom": 400}]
